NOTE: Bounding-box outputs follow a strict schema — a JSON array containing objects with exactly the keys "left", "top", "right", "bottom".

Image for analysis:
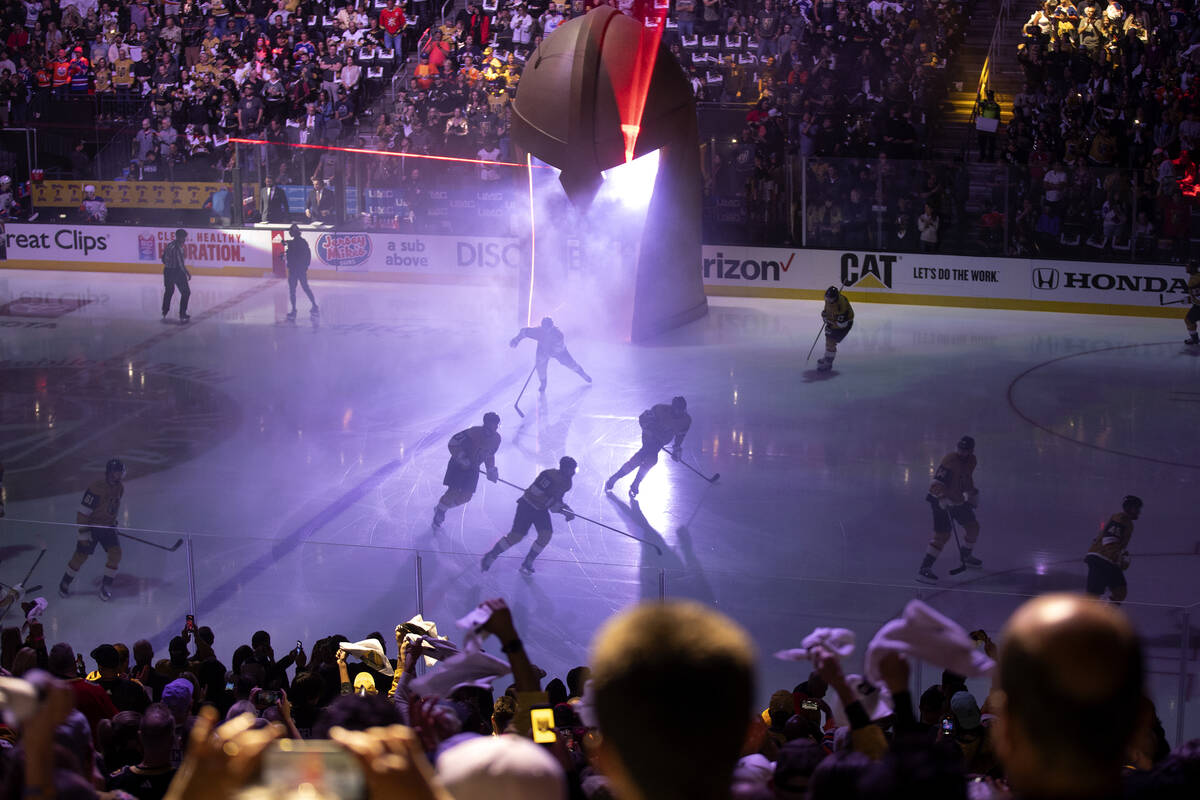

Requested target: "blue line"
[{"left": 149, "top": 368, "right": 524, "bottom": 651}]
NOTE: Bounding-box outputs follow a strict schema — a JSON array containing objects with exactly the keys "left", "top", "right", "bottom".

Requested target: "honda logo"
[{"left": 1032, "top": 268, "right": 1059, "bottom": 290}]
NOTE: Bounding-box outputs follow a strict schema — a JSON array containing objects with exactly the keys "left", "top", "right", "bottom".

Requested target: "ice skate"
[
  {"left": 310, "top": 306, "right": 320, "bottom": 316},
  {"left": 519, "top": 561, "right": 535, "bottom": 576},
  {"left": 432, "top": 506, "right": 445, "bottom": 527},
  {"left": 99, "top": 583, "right": 112, "bottom": 602},
  {"left": 604, "top": 475, "right": 617, "bottom": 492},
  {"left": 960, "top": 549, "right": 983, "bottom": 569},
  {"left": 179, "top": 313, "right": 191, "bottom": 323},
  {"left": 58, "top": 579, "right": 70, "bottom": 598},
  {"left": 1186, "top": 334, "right": 1199, "bottom": 346},
  {"left": 916, "top": 567, "right": 939, "bottom": 584},
  {"left": 286, "top": 309, "right": 297, "bottom": 320},
  {"left": 481, "top": 551, "right": 497, "bottom": 572},
  {"left": 628, "top": 482, "right": 640, "bottom": 498},
  {"left": 817, "top": 357, "right": 832, "bottom": 372}
]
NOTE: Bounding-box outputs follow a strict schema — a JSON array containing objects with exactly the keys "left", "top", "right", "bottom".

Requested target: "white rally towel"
[
  {"left": 864, "top": 600, "right": 994, "bottom": 685},
  {"left": 398, "top": 614, "right": 451, "bottom": 668},
  {"left": 408, "top": 649, "right": 512, "bottom": 698},
  {"left": 339, "top": 638, "right": 395, "bottom": 677},
  {"left": 774, "top": 627, "right": 856, "bottom": 662}
]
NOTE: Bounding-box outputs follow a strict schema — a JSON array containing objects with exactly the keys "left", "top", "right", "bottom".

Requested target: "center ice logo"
[{"left": 317, "top": 233, "right": 372, "bottom": 267}]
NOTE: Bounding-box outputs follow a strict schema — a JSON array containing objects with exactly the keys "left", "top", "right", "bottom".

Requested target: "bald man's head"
[
  {"left": 997, "top": 594, "right": 1144, "bottom": 787},
  {"left": 590, "top": 602, "right": 755, "bottom": 800}
]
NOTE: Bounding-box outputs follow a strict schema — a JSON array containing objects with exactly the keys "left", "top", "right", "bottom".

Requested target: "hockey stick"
[
  {"left": 512, "top": 365, "right": 536, "bottom": 419},
  {"left": 805, "top": 322, "right": 825, "bottom": 362},
  {"left": 116, "top": 530, "right": 184, "bottom": 552},
  {"left": 1158, "top": 294, "right": 1188, "bottom": 306},
  {"left": 662, "top": 447, "right": 720, "bottom": 483},
  {"left": 486, "top": 472, "right": 664, "bottom": 555},
  {"left": 947, "top": 518, "right": 968, "bottom": 576},
  {"left": 0, "top": 548, "right": 46, "bottom": 624}
]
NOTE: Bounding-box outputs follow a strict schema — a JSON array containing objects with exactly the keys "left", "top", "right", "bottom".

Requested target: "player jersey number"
[
  {"left": 1100, "top": 520, "right": 1124, "bottom": 546},
  {"left": 82, "top": 490, "right": 99, "bottom": 509}
]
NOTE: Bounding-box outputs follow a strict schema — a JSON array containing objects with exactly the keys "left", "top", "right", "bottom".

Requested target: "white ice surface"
[{"left": 1, "top": 269, "right": 1197, "bottom": 737}]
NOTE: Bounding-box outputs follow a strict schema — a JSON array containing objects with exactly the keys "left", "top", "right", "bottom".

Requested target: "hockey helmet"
[
  {"left": 1122, "top": 495, "right": 1143, "bottom": 516},
  {"left": 825, "top": 286, "right": 840, "bottom": 302},
  {"left": 483, "top": 411, "right": 500, "bottom": 428},
  {"left": 1188, "top": 259, "right": 1199, "bottom": 275},
  {"left": 559, "top": 456, "right": 577, "bottom": 474},
  {"left": 105, "top": 458, "right": 126, "bottom": 481},
  {"left": 0, "top": 175, "right": 9, "bottom": 188},
  {"left": 956, "top": 435, "right": 975, "bottom": 453},
  {"left": 541, "top": 316, "right": 554, "bottom": 328},
  {"left": 671, "top": 396, "right": 687, "bottom": 412}
]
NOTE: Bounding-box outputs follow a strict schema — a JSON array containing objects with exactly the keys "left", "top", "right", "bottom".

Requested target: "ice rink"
[{"left": 1, "top": 268, "right": 1198, "bottom": 739}]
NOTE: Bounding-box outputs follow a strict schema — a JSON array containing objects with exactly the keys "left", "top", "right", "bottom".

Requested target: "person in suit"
[
  {"left": 261, "top": 175, "right": 290, "bottom": 223},
  {"left": 306, "top": 178, "right": 335, "bottom": 223}
]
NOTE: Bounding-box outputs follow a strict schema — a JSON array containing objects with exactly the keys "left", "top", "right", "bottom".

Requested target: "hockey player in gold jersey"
[
  {"left": 818, "top": 286, "right": 854, "bottom": 372},
  {"left": 604, "top": 396, "right": 692, "bottom": 497},
  {"left": 1085, "top": 495, "right": 1142, "bottom": 604},
  {"left": 481, "top": 456, "right": 577, "bottom": 575},
  {"left": 1185, "top": 261, "right": 1199, "bottom": 346},
  {"left": 432, "top": 412, "right": 502, "bottom": 528},
  {"left": 917, "top": 436, "right": 982, "bottom": 583},
  {"left": 59, "top": 458, "right": 126, "bottom": 601}
]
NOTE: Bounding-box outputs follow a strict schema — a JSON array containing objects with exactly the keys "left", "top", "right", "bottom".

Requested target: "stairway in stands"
[{"left": 930, "top": 0, "right": 1025, "bottom": 163}]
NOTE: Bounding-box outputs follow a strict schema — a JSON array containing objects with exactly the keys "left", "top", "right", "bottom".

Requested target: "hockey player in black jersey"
[
  {"left": 510, "top": 317, "right": 592, "bottom": 392},
  {"left": 481, "top": 456, "right": 577, "bottom": 575},
  {"left": 433, "top": 412, "right": 502, "bottom": 527},
  {"left": 605, "top": 397, "right": 692, "bottom": 497}
]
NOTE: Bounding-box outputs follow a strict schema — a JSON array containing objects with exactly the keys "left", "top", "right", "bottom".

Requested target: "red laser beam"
[
  {"left": 615, "top": 3, "right": 670, "bottom": 163},
  {"left": 228, "top": 137, "right": 554, "bottom": 169}
]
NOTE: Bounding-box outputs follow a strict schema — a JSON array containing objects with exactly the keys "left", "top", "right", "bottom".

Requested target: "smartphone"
[
  {"left": 185, "top": 614, "right": 196, "bottom": 632},
  {"left": 530, "top": 707, "right": 557, "bottom": 744},
  {"left": 224, "top": 681, "right": 234, "bottom": 692},
  {"left": 941, "top": 716, "right": 956, "bottom": 735},
  {"left": 295, "top": 640, "right": 304, "bottom": 654},
  {"left": 255, "top": 690, "right": 280, "bottom": 707},
  {"left": 254, "top": 740, "right": 366, "bottom": 800}
]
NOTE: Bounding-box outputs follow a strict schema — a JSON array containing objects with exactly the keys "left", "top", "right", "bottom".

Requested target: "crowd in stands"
[
  {"left": 0, "top": 0, "right": 422, "bottom": 187},
  {"left": 999, "top": 0, "right": 1200, "bottom": 261},
  {"left": 2, "top": 591, "right": 1199, "bottom": 799}
]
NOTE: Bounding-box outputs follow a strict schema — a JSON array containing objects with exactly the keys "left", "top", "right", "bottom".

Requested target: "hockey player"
[
  {"left": 1084, "top": 495, "right": 1142, "bottom": 604},
  {"left": 60, "top": 458, "right": 126, "bottom": 601},
  {"left": 481, "top": 456, "right": 576, "bottom": 575},
  {"left": 510, "top": 316, "right": 592, "bottom": 392},
  {"left": 604, "top": 396, "right": 692, "bottom": 497},
  {"left": 1185, "top": 260, "right": 1199, "bottom": 346},
  {"left": 818, "top": 286, "right": 854, "bottom": 372},
  {"left": 433, "top": 411, "right": 501, "bottom": 527},
  {"left": 917, "top": 436, "right": 982, "bottom": 584}
]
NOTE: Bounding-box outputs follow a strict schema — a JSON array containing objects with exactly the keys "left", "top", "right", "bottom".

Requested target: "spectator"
[
  {"left": 80, "top": 184, "right": 108, "bottom": 223},
  {"left": 90, "top": 644, "right": 149, "bottom": 713},
  {"left": 589, "top": 601, "right": 754, "bottom": 800},
  {"left": 205, "top": 183, "right": 233, "bottom": 226},
  {"left": 994, "top": 594, "right": 1144, "bottom": 800},
  {"left": 917, "top": 203, "right": 939, "bottom": 252},
  {"left": 105, "top": 703, "right": 177, "bottom": 800}
]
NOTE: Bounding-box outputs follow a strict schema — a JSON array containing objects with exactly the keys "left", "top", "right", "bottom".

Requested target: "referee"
[
  {"left": 286, "top": 223, "right": 319, "bottom": 319},
  {"left": 161, "top": 228, "right": 191, "bottom": 322}
]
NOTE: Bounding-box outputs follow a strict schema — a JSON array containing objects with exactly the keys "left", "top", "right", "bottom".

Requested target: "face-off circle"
[{"left": 0, "top": 365, "right": 240, "bottom": 500}]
